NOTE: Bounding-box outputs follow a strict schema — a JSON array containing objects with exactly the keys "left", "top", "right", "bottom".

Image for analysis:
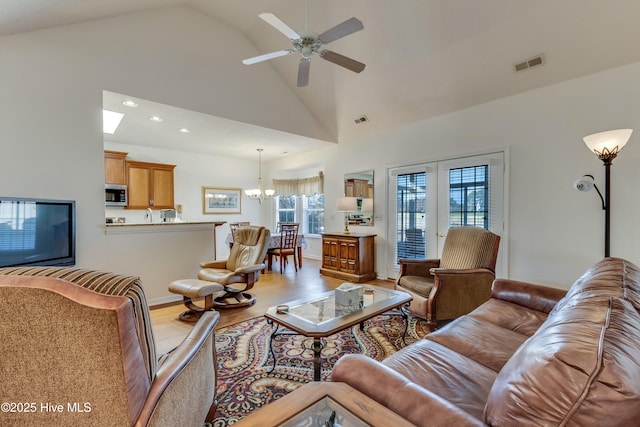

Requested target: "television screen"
[{"left": 0, "top": 197, "right": 76, "bottom": 268}]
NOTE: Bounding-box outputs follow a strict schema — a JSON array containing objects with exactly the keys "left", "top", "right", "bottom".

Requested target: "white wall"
[
  {"left": 2, "top": 6, "right": 639, "bottom": 292},
  {"left": 268, "top": 62, "right": 640, "bottom": 288},
  {"left": 0, "top": 7, "right": 322, "bottom": 274}
]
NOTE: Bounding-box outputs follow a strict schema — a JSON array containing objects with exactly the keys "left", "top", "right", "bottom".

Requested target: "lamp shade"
[
  {"left": 336, "top": 196, "right": 358, "bottom": 212},
  {"left": 361, "top": 198, "right": 374, "bottom": 212},
  {"left": 583, "top": 129, "right": 632, "bottom": 158}
]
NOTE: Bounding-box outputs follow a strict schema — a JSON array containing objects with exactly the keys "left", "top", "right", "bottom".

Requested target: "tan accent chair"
[
  {"left": 0, "top": 270, "right": 219, "bottom": 427},
  {"left": 396, "top": 226, "right": 500, "bottom": 331},
  {"left": 198, "top": 225, "right": 270, "bottom": 308}
]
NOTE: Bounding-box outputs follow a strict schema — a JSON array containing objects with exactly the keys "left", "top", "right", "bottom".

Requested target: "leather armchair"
[
  {"left": 396, "top": 226, "right": 500, "bottom": 331},
  {"left": 0, "top": 270, "right": 219, "bottom": 427},
  {"left": 199, "top": 225, "right": 270, "bottom": 308}
]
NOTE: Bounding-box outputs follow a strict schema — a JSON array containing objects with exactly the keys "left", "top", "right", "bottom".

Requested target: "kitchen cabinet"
[
  {"left": 104, "top": 150, "right": 128, "bottom": 185},
  {"left": 125, "top": 160, "right": 176, "bottom": 209},
  {"left": 344, "top": 178, "right": 373, "bottom": 198},
  {"left": 320, "top": 233, "right": 376, "bottom": 282}
]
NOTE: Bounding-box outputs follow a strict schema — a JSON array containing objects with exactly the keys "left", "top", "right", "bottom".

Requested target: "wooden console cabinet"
[{"left": 320, "top": 232, "right": 376, "bottom": 282}]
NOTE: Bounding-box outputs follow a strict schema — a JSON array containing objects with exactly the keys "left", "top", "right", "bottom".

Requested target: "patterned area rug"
[{"left": 211, "top": 312, "right": 430, "bottom": 426}]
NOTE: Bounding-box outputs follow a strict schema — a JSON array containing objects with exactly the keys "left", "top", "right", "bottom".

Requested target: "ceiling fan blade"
[
  {"left": 259, "top": 13, "right": 301, "bottom": 40},
  {"left": 242, "top": 50, "right": 293, "bottom": 65},
  {"left": 317, "top": 17, "right": 364, "bottom": 44},
  {"left": 297, "top": 59, "right": 311, "bottom": 87},
  {"left": 321, "top": 50, "right": 366, "bottom": 73}
]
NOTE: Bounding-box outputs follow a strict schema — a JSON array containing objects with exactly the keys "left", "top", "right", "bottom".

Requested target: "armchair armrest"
[
  {"left": 331, "top": 355, "right": 484, "bottom": 427},
  {"left": 491, "top": 279, "right": 567, "bottom": 314},
  {"left": 136, "top": 310, "right": 220, "bottom": 427},
  {"left": 429, "top": 268, "right": 496, "bottom": 320},
  {"left": 398, "top": 258, "right": 440, "bottom": 277},
  {"left": 235, "top": 263, "right": 267, "bottom": 275},
  {"left": 200, "top": 259, "right": 227, "bottom": 269}
]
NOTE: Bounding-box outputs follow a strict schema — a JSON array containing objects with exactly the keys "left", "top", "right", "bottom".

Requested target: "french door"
[{"left": 388, "top": 152, "right": 505, "bottom": 277}]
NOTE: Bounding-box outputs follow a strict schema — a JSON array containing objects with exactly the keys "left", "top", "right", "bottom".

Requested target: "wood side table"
[{"left": 234, "top": 382, "right": 415, "bottom": 426}]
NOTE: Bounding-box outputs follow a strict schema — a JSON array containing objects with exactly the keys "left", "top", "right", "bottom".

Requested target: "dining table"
[{"left": 225, "top": 231, "right": 307, "bottom": 270}]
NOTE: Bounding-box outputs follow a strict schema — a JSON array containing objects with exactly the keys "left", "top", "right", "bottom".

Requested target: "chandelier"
[{"left": 244, "top": 148, "right": 275, "bottom": 204}]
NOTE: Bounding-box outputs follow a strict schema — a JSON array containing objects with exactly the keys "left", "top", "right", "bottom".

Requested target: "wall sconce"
[
  {"left": 577, "top": 129, "right": 632, "bottom": 257},
  {"left": 336, "top": 196, "right": 358, "bottom": 234}
]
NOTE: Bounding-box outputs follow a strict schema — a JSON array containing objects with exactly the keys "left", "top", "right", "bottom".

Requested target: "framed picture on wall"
[{"left": 202, "top": 186, "right": 242, "bottom": 214}]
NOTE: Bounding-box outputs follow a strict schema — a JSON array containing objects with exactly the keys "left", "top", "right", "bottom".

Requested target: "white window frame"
[{"left": 274, "top": 194, "right": 325, "bottom": 236}]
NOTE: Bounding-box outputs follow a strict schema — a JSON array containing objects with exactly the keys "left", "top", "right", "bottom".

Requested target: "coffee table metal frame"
[{"left": 264, "top": 284, "right": 412, "bottom": 381}]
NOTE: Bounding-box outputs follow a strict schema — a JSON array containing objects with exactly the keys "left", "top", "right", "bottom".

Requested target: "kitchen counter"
[{"left": 105, "top": 220, "right": 224, "bottom": 227}]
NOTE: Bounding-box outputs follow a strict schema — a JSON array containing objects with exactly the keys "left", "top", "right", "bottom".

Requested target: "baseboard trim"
[{"left": 149, "top": 295, "right": 182, "bottom": 309}]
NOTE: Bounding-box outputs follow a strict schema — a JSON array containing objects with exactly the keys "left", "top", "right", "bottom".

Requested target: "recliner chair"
[
  {"left": 396, "top": 226, "right": 500, "bottom": 331},
  {"left": 198, "top": 225, "right": 270, "bottom": 308}
]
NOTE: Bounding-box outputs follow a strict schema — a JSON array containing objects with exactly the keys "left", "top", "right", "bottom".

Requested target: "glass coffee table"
[
  {"left": 234, "top": 382, "right": 414, "bottom": 426},
  {"left": 264, "top": 284, "right": 412, "bottom": 381}
]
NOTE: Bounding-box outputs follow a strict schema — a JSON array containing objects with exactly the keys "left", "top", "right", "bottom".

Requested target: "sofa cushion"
[
  {"left": 468, "top": 298, "right": 549, "bottom": 337},
  {"left": 484, "top": 258, "right": 640, "bottom": 426},
  {"left": 426, "top": 315, "right": 530, "bottom": 372},
  {"left": 383, "top": 339, "right": 497, "bottom": 420}
]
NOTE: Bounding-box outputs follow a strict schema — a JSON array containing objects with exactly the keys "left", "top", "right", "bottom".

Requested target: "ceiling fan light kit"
[{"left": 242, "top": 10, "right": 365, "bottom": 87}]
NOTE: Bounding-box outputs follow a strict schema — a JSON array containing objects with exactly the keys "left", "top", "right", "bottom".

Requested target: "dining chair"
[{"left": 268, "top": 223, "right": 299, "bottom": 273}]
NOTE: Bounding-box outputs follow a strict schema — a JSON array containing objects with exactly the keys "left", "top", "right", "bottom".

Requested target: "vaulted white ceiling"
[{"left": 4, "top": 0, "right": 640, "bottom": 160}]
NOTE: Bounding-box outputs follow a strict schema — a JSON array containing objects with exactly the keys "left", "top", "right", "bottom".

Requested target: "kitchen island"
[{"left": 104, "top": 221, "right": 225, "bottom": 305}]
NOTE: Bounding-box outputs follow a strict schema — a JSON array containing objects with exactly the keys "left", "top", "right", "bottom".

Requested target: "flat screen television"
[{"left": 0, "top": 197, "right": 76, "bottom": 268}]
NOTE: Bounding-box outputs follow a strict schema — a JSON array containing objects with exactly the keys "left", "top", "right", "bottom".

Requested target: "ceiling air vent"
[
  {"left": 354, "top": 115, "right": 369, "bottom": 124},
  {"left": 514, "top": 54, "right": 545, "bottom": 73}
]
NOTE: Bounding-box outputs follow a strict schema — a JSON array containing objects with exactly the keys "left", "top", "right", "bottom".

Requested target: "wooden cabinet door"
[
  {"left": 104, "top": 150, "right": 127, "bottom": 184},
  {"left": 322, "top": 238, "right": 339, "bottom": 269},
  {"left": 126, "top": 163, "right": 151, "bottom": 209},
  {"left": 125, "top": 160, "right": 175, "bottom": 209},
  {"left": 152, "top": 166, "right": 175, "bottom": 208},
  {"left": 339, "top": 238, "right": 358, "bottom": 273}
]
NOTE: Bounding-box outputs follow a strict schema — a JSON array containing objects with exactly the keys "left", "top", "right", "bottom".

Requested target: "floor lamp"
[{"left": 581, "top": 129, "right": 633, "bottom": 257}]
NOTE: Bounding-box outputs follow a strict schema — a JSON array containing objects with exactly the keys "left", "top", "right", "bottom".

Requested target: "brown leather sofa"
[{"left": 332, "top": 257, "right": 640, "bottom": 426}]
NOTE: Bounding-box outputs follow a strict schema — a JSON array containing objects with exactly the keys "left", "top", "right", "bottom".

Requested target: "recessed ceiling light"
[
  {"left": 103, "top": 110, "right": 124, "bottom": 134},
  {"left": 178, "top": 128, "right": 191, "bottom": 133},
  {"left": 122, "top": 100, "right": 138, "bottom": 107},
  {"left": 149, "top": 116, "right": 163, "bottom": 122}
]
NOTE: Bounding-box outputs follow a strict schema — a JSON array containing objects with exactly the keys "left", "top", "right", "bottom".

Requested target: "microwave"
[{"left": 105, "top": 184, "right": 127, "bottom": 207}]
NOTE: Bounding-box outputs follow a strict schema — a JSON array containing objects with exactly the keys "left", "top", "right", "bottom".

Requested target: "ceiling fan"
[{"left": 242, "top": 7, "right": 365, "bottom": 87}]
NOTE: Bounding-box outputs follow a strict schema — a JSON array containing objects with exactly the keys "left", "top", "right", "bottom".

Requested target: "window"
[
  {"left": 448, "top": 165, "right": 489, "bottom": 228},
  {"left": 276, "top": 195, "right": 296, "bottom": 224},
  {"left": 395, "top": 172, "right": 427, "bottom": 260},
  {"left": 274, "top": 194, "right": 325, "bottom": 235},
  {"left": 305, "top": 194, "right": 324, "bottom": 235}
]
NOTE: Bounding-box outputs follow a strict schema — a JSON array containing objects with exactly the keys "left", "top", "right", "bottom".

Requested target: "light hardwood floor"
[{"left": 150, "top": 258, "right": 394, "bottom": 354}]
